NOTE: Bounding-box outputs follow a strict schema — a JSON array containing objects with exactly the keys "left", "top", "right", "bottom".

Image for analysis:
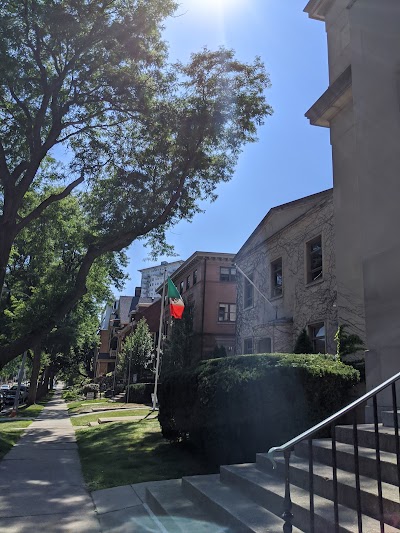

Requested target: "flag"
[{"left": 167, "top": 277, "right": 184, "bottom": 319}]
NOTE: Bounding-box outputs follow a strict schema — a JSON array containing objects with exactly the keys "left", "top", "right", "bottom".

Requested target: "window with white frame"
[
  {"left": 220, "top": 266, "right": 237, "bottom": 282},
  {"left": 218, "top": 303, "right": 236, "bottom": 322}
]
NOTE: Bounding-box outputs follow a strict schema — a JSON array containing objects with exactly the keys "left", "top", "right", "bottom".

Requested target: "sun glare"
[{"left": 188, "top": 0, "right": 248, "bottom": 18}]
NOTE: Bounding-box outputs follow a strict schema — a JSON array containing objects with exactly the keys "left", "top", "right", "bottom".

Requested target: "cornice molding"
[
  {"left": 304, "top": 0, "right": 335, "bottom": 21},
  {"left": 305, "top": 65, "right": 352, "bottom": 127}
]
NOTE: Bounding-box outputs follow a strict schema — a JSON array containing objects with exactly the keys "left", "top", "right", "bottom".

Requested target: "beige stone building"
[
  {"left": 304, "top": 0, "right": 400, "bottom": 414},
  {"left": 235, "top": 190, "right": 342, "bottom": 355}
]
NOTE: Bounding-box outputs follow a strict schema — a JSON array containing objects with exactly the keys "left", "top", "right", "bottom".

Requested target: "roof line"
[{"left": 235, "top": 189, "right": 333, "bottom": 260}]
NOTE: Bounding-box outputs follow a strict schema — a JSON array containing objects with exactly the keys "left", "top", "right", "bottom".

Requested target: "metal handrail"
[{"left": 267, "top": 368, "right": 400, "bottom": 467}]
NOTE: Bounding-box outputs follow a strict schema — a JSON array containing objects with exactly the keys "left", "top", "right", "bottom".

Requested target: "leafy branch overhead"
[{"left": 0, "top": 0, "right": 272, "bottom": 366}]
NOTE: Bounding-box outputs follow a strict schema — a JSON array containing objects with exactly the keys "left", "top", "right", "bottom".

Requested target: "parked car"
[
  {"left": 4, "top": 385, "right": 29, "bottom": 405},
  {"left": 0, "top": 384, "right": 10, "bottom": 392}
]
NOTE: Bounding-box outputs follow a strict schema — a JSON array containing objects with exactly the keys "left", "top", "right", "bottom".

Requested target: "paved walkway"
[{"left": 0, "top": 388, "right": 101, "bottom": 532}]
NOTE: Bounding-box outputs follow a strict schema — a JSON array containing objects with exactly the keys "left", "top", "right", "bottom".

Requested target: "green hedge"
[
  {"left": 159, "top": 354, "right": 360, "bottom": 465},
  {"left": 126, "top": 383, "right": 156, "bottom": 404}
]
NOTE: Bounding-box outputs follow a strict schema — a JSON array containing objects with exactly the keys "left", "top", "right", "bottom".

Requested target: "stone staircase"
[{"left": 145, "top": 423, "right": 400, "bottom": 532}]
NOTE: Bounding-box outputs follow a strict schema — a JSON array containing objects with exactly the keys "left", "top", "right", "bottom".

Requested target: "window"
[
  {"left": 193, "top": 269, "right": 198, "bottom": 285},
  {"left": 218, "top": 303, "right": 236, "bottom": 322},
  {"left": 244, "top": 274, "right": 254, "bottom": 308},
  {"left": 307, "top": 236, "right": 323, "bottom": 283},
  {"left": 186, "top": 276, "right": 190, "bottom": 290},
  {"left": 243, "top": 338, "right": 253, "bottom": 354},
  {"left": 220, "top": 266, "right": 237, "bottom": 282},
  {"left": 258, "top": 337, "right": 272, "bottom": 353},
  {"left": 271, "top": 258, "right": 283, "bottom": 297},
  {"left": 309, "top": 322, "right": 326, "bottom": 354},
  {"left": 179, "top": 281, "right": 184, "bottom": 294}
]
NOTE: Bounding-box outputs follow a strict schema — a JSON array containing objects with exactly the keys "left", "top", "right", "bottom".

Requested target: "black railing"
[{"left": 267, "top": 370, "right": 400, "bottom": 532}]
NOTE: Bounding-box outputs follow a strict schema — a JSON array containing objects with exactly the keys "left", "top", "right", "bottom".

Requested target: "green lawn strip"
[
  {"left": 67, "top": 400, "right": 126, "bottom": 415},
  {"left": 71, "top": 409, "right": 154, "bottom": 426},
  {"left": 76, "top": 418, "right": 217, "bottom": 492},
  {"left": 3, "top": 391, "right": 55, "bottom": 419},
  {"left": 0, "top": 421, "right": 33, "bottom": 460},
  {"left": 0, "top": 420, "right": 33, "bottom": 429}
]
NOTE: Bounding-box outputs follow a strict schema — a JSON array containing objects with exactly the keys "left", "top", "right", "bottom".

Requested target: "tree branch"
[{"left": 16, "top": 175, "right": 84, "bottom": 232}]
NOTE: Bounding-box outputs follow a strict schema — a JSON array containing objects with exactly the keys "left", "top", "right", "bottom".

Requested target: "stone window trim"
[
  {"left": 243, "top": 337, "right": 253, "bottom": 355},
  {"left": 218, "top": 303, "right": 237, "bottom": 323},
  {"left": 305, "top": 234, "right": 324, "bottom": 286},
  {"left": 243, "top": 273, "right": 254, "bottom": 310},
  {"left": 308, "top": 321, "right": 326, "bottom": 354},
  {"left": 271, "top": 257, "right": 283, "bottom": 299},
  {"left": 257, "top": 337, "right": 272, "bottom": 354}
]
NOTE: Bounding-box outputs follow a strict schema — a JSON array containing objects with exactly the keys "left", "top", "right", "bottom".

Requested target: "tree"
[
  {"left": 1, "top": 191, "right": 126, "bottom": 398},
  {"left": 0, "top": 1, "right": 272, "bottom": 367},
  {"left": 293, "top": 328, "right": 314, "bottom": 354},
  {"left": 335, "top": 324, "right": 365, "bottom": 360},
  {"left": 118, "top": 318, "right": 153, "bottom": 385}
]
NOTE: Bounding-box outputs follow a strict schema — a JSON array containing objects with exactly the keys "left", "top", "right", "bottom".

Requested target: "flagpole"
[
  {"left": 234, "top": 263, "right": 278, "bottom": 319},
  {"left": 152, "top": 268, "right": 167, "bottom": 411}
]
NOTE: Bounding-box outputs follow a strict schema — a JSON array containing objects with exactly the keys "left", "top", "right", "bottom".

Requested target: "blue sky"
[{"left": 120, "top": 0, "right": 332, "bottom": 295}]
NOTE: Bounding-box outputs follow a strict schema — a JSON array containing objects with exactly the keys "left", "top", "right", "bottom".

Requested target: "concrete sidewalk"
[{"left": 0, "top": 388, "right": 101, "bottom": 532}]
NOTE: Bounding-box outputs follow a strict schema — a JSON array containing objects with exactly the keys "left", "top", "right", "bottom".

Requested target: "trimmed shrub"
[
  {"left": 81, "top": 383, "right": 99, "bottom": 399},
  {"left": 125, "top": 383, "right": 156, "bottom": 404},
  {"left": 159, "top": 353, "right": 359, "bottom": 465}
]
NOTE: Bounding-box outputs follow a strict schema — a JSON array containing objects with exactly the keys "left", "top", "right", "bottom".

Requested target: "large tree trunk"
[
  {"left": 37, "top": 366, "right": 50, "bottom": 400},
  {"left": 27, "top": 344, "right": 41, "bottom": 405}
]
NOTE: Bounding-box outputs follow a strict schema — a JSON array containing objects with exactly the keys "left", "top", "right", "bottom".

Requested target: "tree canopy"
[{"left": 0, "top": 0, "right": 272, "bottom": 367}]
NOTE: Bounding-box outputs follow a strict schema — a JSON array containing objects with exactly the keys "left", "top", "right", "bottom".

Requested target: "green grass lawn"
[
  {"left": 0, "top": 420, "right": 32, "bottom": 460},
  {"left": 16, "top": 391, "right": 55, "bottom": 418},
  {"left": 76, "top": 418, "right": 217, "bottom": 492},
  {"left": 71, "top": 408, "right": 154, "bottom": 426},
  {"left": 67, "top": 399, "right": 126, "bottom": 415}
]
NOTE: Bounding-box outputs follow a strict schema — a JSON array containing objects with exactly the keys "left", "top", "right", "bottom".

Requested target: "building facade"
[
  {"left": 304, "top": 0, "right": 400, "bottom": 414},
  {"left": 163, "top": 252, "right": 237, "bottom": 360},
  {"left": 139, "top": 260, "right": 183, "bottom": 299},
  {"left": 235, "top": 190, "right": 347, "bottom": 355},
  {"left": 95, "top": 293, "right": 139, "bottom": 377}
]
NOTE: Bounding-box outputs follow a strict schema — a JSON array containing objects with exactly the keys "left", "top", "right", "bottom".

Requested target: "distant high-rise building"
[{"left": 139, "top": 260, "right": 184, "bottom": 298}]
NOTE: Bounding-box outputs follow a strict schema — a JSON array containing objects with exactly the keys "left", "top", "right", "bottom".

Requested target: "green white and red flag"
[{"left": 167, "top": 277, "right": 184, "bottom": 319}]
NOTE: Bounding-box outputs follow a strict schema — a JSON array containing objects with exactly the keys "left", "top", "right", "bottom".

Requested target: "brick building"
[{"left": 160, "top": 251, "right": 237, "bottom": 361}]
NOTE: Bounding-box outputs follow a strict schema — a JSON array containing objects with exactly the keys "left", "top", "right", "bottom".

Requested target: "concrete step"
[
  {"left": 382, "top": 411, "right": 400, "bottom": 428},
  {"left": 295, "top": 438, "right": 400, "bottom": 486},
  {"left": 336, "top": 424, "right": 400, "bottom": 454},
  {"left": 222, "top": 462, "right": 390, "bottom": 533},
  {"left": 146, "top": 478, "right": 227, "bottom": 532},
  {"left": 182, "top": 474, "right": 302, "bottom": 533},
  {"left": 270, "top": 454, "right": 400, "bottom": 529}
]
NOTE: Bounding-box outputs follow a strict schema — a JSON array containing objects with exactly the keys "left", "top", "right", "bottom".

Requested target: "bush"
[
  {"left": 61, "top": 387, "right": 82, "bottom": 402},
  {"left": 125, "top": 383, "right": 156, "bottom": 404},
  {"left": 81, "top": 383, "right": 100, "bottom": 399},
  {"left": 159, "top": 353, "right": 359, "bottom": 465}
]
